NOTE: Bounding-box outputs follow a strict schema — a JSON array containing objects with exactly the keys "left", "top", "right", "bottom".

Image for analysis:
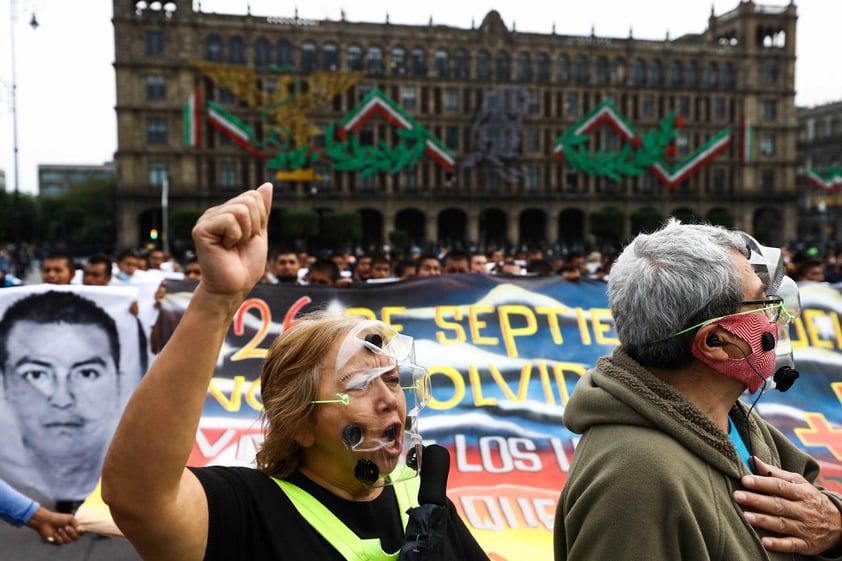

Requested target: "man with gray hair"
[{"left": 555, "top": 218, "right": 842, "bottom": 560}]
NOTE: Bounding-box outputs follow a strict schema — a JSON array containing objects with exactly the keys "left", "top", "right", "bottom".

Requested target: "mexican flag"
[
  {"left": 207, "top": 101, "right": 264, "bottom": 158},
  {"left": 740, "top": 115, "right": 754, "bottom": 163},
  {"left": 183, "top": 85, "right": 201, "bottom": 147}
]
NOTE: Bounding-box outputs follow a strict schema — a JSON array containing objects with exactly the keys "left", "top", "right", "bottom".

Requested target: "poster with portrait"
[{"left": 0, "top": 284, "right": 147, "bottom": 508}]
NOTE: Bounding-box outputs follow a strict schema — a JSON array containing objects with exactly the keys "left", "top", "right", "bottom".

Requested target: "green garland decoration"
[
  {"left": 323, "top": 123, "right": 429, "bottom": 178},
  {"left": 559, "top": 112, "right": 679, "bottom": 182}
]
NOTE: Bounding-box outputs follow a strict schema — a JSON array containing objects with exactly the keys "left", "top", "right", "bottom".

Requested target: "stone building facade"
[
  {"left": 797, "top": 101, "right": 842, "bottom": 248},
  {"left": 113, "top": 0, "right": 799, "bottom": 253}
]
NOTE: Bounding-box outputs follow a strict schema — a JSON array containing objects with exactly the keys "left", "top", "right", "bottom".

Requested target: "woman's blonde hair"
[{"left": 255, "top": 311, "right": 369, "bottom": 477}]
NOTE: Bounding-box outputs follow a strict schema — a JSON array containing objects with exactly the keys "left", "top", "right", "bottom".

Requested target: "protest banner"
[{"left": 152, "top": 275, "right": 842, "bottom": 560}]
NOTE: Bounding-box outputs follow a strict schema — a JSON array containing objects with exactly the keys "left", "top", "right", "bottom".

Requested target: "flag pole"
[{"left": 161, "top": 173, "right": 170, "bottom": 255}]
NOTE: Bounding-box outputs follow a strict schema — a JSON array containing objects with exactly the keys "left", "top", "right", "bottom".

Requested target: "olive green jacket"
[{"left": 555, "top": 347, "right": 842, "bottom": 561}]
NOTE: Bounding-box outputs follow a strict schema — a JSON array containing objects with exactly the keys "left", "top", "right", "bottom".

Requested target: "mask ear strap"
[{"left": 311, "top": 393, "right": 350, "bottom": 406}]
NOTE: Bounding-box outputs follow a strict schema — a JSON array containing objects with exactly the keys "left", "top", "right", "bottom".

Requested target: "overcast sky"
[{"left": 1, "top": 0, "right": 839, "bottom": 195}]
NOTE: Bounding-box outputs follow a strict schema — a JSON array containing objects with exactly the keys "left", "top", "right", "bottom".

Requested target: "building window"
[
  {"left": 637, "top": 172, "right": 655, "bottom": 194},
  {"left": 220, "top": 161, "right": 237, "bottom": 189},
  {"left": 495, "top": 52, "right": 511, "bottom": 81},
  {"left": 255, "top": 38, "right": 271, "bottom": 68},
  {"left": 444, "top": 88, "right": 459, "bottom": 111},
  {"left": 676, "top": 132, "right": 689, "bottom": 156},
  {"left": 322, "top": 43, "right": 339, "bottom": 71},
  {"left": 714, "top": 97, "right": 726, "bottom": 120},
  {"left": 147, "top": 118, "right": 168, "bottom": 144},
  {"left": 611, "top": 57, "right": 626, "bottom": 85},
  {"left": 401, "top": 86, "right": 417, "bottom": 110},
  {"left": 668, "top": 60, "right": 683, "bottom": 87},
  {"left": 566, "top": 93, "right": 579, "bottom": 115},
  {"left": 448, "top": 49, "right": 466, "bottom": 79},
  {"left": 149, "top": 161, "right": 168, "bottom": 186},
  {"left": 313, "top": 164, "right": 331, "bottom": 192},
  {"left": 145, "top": 30, "right": 165, "bottom": 56},
  {"left": 526, "top": 90, "right": 539, "bottom": 114},
  {"left": 678, "top": 96, "right": 690, "bottom": 118},
  {"left": 722, "top": 63, "right": 735, "bottom": 89},
  {"left": 217, "top": 87, "right": 236, "bottom": 104},
  {"left": 573, "top": 55, "right": 589, "bottom": 84},
  {"left": 391, "top": 47, "right": 406, "bottom": 75},
  {"left": 358, "top": 125, "right": 373, "bottom": 146},
  {"left": 435, "top": 49, "right": 449, "bottom": 78},
  {"left": 642, "top": 95, "right": 654, "bottom": 118},
  {"left": 594, "top": 57, "right": 609, "bottom": 84},
  {"left": 762, "top": 100, "right": 777, "bottom": 121},
  {"left": 760, "top": 134, "right": 775, "bottom": 156},
  {"left": 761, "top": 170, "right": 776, "bottom": 193},
  {"left": 410, "top": 48, "right": 427, "bottom": 77},
  {"left": 229, "top": 36, "right": 246, "bottom": 64},
  {"left": 535, "top": 53, "right": 550, "bottom": 82},
  {"left": 477, "top": 51, "right": 491, "bottom": 80},
  {"left": 402, "top": 167, "right": 418, "bottom": 191},
  {"left": 301, "top": 42, "right": 318, "bottom": 72},
  {"left": 566, "top": 171, "right": 580, "bottom": 193},
  {"left": 277, "top": 40, "right": 294, "bottom": 67},
  {"left": 705, "top": 62, "right": 718, "bottom": 88},
  {"left": 517, "top": 52, "right": 532, "bottom": 81},
  {"left": 632, "top": 59, "right": 646, "bottom": 86},
  {"left": 556, "top": 55, "right": 570, "bottom": 83},
  {"left": 524, "top": 166, "right": 539, "bottom": 191},
  {"left": 358, "top": 174, "right": 375, "bottom": 192},
  {"left": 357, "top": 82, "right": 372, "bottom": 101},
  {"left": 685, "top": 62, "right": 699, "bottom": 87},
  {"left": 445, "top": 126, "right": 458, "bottom": 149},
  {"left": 833, "top": 116, "right": 842, "bottom": 136},
  {"left": 711, "top": 168, "right": 726, "bottom": 193},
  {"left": 761, "top": 62, "right": 779, "bottom": 85},
  {"left": 648, "top": 59, "right": 663, "bottom": 87},
  {"left": 347, "top": 45, "right": 363, "bottom": 71},
  {"left": 367, "top": 46, "right": 384, "bottom": 75},
  {"left": 524, "top": 129, "right": 540, "bottom": 152},
  {"left": 146, "top": 75, "right": 166, "bottom": 100},
  {"left": 602, "top": 129, "right": 619, "bottom": 152},
  {"left": 205, "top": 35, "right": 222, "bottom": 61}
]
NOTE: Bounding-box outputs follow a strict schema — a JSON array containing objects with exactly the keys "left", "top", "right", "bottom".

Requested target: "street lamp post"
[{"left": 8, "top": 1, "right": 37, "bottom": 252}]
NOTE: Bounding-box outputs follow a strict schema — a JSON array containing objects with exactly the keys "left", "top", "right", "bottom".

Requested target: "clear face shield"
[
  {"left": 312, "top": 320, "right": 431, "bottom": 488},
  {"left": 740, "top": 233, "right": 802, "bottom": 391}
]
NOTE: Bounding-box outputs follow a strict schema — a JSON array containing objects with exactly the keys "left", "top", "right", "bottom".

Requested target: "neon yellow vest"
[{"left": 272, "top": 474, "right": 421, "bottom": 561}]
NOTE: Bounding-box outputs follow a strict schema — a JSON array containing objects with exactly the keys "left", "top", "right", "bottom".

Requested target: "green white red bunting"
[
  {"left": 553, "top": 98, "right": 731, "bottom": 190},
  {"left": 340, "top": 88, "right": 455, "bottom": 173},
  {"left": 207, "top": 101, "right": 266, "bottom": 158},
  {"left": 806, "top": 168, "right": 842, "bottom": 191}
]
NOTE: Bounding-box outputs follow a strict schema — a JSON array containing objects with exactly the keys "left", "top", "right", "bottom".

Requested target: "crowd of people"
[
  {"left": 250, "top": 245, "right": 616, "bottom": 287},
  {"left": 4, "top": 236, "right": 841, "bottom": 294}
]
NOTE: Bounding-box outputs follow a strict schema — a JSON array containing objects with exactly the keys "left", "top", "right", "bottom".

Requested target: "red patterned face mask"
[{"left": 692, "top": 311, "right": 778, "bottom": 394}]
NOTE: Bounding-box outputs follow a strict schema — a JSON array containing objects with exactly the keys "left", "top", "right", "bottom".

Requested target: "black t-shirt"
[{"left": 191, "top": 466, "right": 489, "bottom": 561}]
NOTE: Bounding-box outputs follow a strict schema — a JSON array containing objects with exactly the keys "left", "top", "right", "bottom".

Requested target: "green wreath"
[{"left": 560, "top": 113, "right": 680, "bottom": 182}]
